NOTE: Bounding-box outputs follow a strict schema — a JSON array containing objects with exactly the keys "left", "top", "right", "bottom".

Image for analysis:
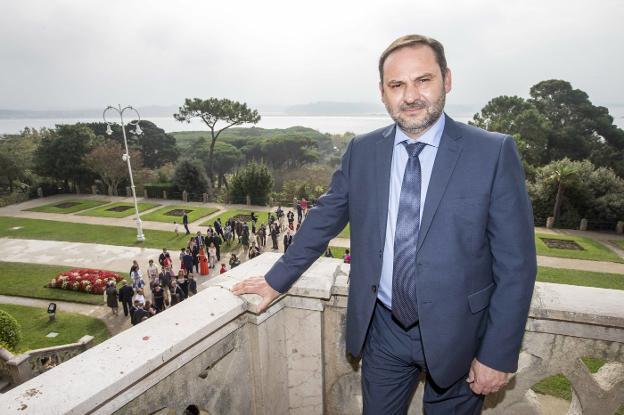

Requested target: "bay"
[{"left": 0, "top": 114, "right": 474, "bottom": 136}]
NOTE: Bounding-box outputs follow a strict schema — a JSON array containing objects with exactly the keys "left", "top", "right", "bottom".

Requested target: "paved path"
[{"left": 0, "top": 194, "right": 277, "bottom": 233}]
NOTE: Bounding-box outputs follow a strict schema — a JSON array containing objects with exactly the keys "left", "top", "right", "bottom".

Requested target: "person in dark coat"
[
  {"left": 118, "top": 280, "right": 134, "bottom": 317},
  {"left": 182, "top": 211, "right": 190, "bottom": 235},
  {"left": 105, "top": 281, "right": 119, "bottom": 316},
  {"left": 214, "top": 218, "right": 224, "bottom": 238},
  {"left": 152, "top": 285, "right": 165, "bottom": 312},
  {"left": 182, "top": 249, "right": 194, "bottom": 276}
]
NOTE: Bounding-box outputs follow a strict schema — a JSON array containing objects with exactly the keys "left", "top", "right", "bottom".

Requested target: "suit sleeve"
[
  {"left": 476, "top": 135, "right": 537, "bottom": 373},
  {"left": 265, "top": 139, "right": 353, "bottom": 293}
]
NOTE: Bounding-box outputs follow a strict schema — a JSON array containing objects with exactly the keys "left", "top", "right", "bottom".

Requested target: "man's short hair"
[{"left": 379, "top": 34, "right": 447, "bottom": 82}]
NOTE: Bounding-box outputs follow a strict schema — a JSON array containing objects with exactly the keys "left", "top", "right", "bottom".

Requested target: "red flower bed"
[{"left": 47, "top": 269, "right": 123, "bottom": 295}]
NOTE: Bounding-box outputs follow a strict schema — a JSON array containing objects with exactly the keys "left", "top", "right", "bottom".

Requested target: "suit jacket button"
[{"left": 371, "top": 285, "right": 377, "bottom": 293}]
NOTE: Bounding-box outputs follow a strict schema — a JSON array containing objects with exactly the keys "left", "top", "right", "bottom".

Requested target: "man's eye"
[{"left": 420, "top": 78, "right": 430, "bottom": 83}]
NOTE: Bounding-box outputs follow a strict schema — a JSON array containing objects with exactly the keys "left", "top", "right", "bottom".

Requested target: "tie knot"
[{"left": 402, "top": 141, "right": 427, "bottom": 158}]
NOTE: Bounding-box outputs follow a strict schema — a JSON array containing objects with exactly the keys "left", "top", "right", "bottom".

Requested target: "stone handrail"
[
  {"left": 0, "top": 253, "right": 622, "bottom": 414},
  {"left": 0, "top": 335, "right": 94, "bottom": 388}
]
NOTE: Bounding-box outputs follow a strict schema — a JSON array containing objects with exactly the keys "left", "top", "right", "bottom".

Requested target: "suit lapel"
[
  {"left": 375, "top": 124, "right": 396, "bottom": 245},
  {"left": 416, "top": 115, "right": 464, "bottom": 253}
]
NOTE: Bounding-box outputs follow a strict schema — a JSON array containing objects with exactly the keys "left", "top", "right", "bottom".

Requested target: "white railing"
[{"left": 0, "top": 253, "right": 622, "bottom": 414}]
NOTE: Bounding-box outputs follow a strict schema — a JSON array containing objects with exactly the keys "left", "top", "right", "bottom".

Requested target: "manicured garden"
[
  {"left": 25, "top": 199, "right": 110, "bottom": 214},
  {"left": 200, "top": 209, "right": 258, "bottom": 226},
  {"left": 141, "top": 205, "right": 219, "bottom": 223},
  {"left": 77, "top": 202, "right": 160, "bottom": 218},
  {"left": 0, "top": 216, "right": 189, "bottom": 251},
  {"left": 0, "top": 262, "right": 120, "bottom": 305},
  {"left": 0, "top": 303, "right": 109, "bottom": 353},
  {"left": 537, "top": 266, "right": 624, "bottom": 290},
  {"left": 535, "top": 232, "right": 623, "bottom": 263}
]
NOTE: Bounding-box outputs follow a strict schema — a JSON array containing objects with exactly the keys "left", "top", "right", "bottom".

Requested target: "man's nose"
[{"left": 403, "top": 83, "right": 422, "bottom": 103}]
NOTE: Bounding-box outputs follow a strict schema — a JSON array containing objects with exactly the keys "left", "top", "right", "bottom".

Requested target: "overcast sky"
[{"left": 1, "top": 0, "right": 622, "bottom": 112}]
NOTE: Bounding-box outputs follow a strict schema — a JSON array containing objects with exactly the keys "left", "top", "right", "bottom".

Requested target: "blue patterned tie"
[{"left": 392, "top": 141, "right": 427, "bottom": 327}]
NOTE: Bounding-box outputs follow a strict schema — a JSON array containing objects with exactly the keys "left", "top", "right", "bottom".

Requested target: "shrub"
[{"left": 0, "top": 309, "right": 22, "bottom": 351}]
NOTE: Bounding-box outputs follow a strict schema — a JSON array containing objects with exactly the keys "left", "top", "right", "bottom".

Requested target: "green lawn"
[
  {"left": 141, "top": 205, "right": 219, "bottom": 224},
  {"left": 0, "top": 216, "right": 191, "bottom": 251},
  {"left": 611, "top": 240, "right": 624, "bottom": 251},
  {"left": 0, "top": 262, "right": 119, "bottom": 305},
  {"left": 337, "top": 223, "right": 350, "bottom": 239},
  {"left": 200, "top": 209, "right": 258, "bottom": 226},
  {"left": 537, "top": 266, "right": 624, "bottom": 290},
  {"left": 25, "top": 199, "right": 111, "bottom": 214},
  {"left": 326, "top": 246, "right": 348, "bottom": 260},
  {"left": 77, "top": 202, "right": 160, "bottom": 218},
  {"left": 535, "top": 232, "right": 624, "bottom": 263},
  {"left": 0, "top": 303, "right": 110, "bottom": 353},
  {"left": 532, "top": 357, "right": 624, "bottom": 415}
]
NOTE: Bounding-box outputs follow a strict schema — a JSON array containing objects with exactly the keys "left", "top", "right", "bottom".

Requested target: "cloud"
[{"left": 0, "top": 0, "right": 622, "bottom": 111}]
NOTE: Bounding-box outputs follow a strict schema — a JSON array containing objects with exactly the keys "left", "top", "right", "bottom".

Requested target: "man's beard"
[{"left": 386, "top": 92, "right": 446, "bottom": 136}]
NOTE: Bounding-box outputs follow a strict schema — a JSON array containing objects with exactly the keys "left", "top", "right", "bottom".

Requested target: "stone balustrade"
[
  {"left": 0, "top": 335, "right": 94, "bottom": 388},
  {"left": 0, "top": 253, "right": 622, "bottom": 414}
]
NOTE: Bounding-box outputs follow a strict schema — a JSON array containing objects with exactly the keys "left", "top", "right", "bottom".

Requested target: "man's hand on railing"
[{"left": 231, "top": 276, "right": 280, "bottom": 312}]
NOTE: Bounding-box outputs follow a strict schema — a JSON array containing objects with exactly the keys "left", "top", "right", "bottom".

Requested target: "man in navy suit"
[{"left": 233, "top": 34, "right": 536, "bottom": 414}]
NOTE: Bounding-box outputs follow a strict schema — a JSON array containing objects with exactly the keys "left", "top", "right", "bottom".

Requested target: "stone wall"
[
  {"left": 0, "top": 335, "right": 94, "bottom": 388},
  {"left": 0, "top": 253, "right": 622, "bottom": 414}
]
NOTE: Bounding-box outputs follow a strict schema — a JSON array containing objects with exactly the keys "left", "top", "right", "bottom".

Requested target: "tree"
[
  {"left": 0, "top": 152, "right": 24, "bottom": 192},
  {"left": 529, "top": 80, "right": 624, "bottom": 174},
  {"left": 84, "top": 141, "right": 143, "bottom": 195},
  {"left": 229, "top": 162, "right": 273, "bottom": 205},
  {"left": 174, "top": 98, "right": 260, "bottom": 183},
  {"left": 34, "top": 124, "right": 98, "bottom": 191},
  {"left": 471, "top": 96, "right": 550, "bottom": 166},
  {"left": 173, "top": 160, "right": 209, "bottom": 195},
  {"left": 196, "top": 142, "right": 242, "bottom": 189},
  {"left": 82, "top": 121, "right": 179, "bottom": 168}
]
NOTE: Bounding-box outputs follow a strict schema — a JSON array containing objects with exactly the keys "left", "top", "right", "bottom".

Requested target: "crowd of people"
[{"left": 103, "top": 199, "right": 351, "bottom": 323}]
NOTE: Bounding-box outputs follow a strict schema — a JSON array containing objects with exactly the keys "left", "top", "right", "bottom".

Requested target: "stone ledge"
[
  {"left": 529, "top": 282, "right": 624, "bottom": 328},
  {"left": 0, "top": 286, "right": 247, "bottom": 414}
]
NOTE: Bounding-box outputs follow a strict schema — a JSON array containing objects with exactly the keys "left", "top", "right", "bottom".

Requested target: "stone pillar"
[
  {"left": 75, "top": 184, "right": 80, "bottom": 194},
  {"left": 203, "top": 193, "right": 209, "bottom": 203},
  {"left": 143, "top": 189, "right": 148, "bottom": 199},
  {"left": 546, "top": 216, "right": 555, "bottom": 229},
  {"left": 246, "top": 195, "right": 251, "bottom": 206},
  {"left": 182, "top": 190, "right": 188, "bottom": 202},
  {"left": 91, "top": 185, "right": 97, "bottom": 195},
  {"left": 37, "top": 187, "right": 43, "bottom": 198},
  {"left": 126, "top": 187, "right": 132, "bottom": 197},
  {"left": 617, "top": 221, "right": 624, "bottom": 234},
  {"left": 163, "top": 190, "right": 167, "bottom": 200},
  {"left": 579, "top": 218, "right": 588, "bottom": 231}
]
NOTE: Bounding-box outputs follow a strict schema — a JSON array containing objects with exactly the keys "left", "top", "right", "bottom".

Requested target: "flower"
[{"left": 48, "top": 269, "right": 122, "bottom": 295}]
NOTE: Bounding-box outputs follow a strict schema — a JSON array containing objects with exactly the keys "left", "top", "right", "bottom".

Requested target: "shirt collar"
[{"left": 393, "top": 112, "right": 445, "bottom": 148}]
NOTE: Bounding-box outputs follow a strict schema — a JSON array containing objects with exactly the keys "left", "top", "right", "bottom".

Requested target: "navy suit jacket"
[{"left": 265, "top": 115, "right": 537, "bottom": 388}]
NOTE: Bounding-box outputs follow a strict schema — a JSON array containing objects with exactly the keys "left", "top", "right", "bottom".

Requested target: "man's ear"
[
  {"left": 379, "top": 82, "right": 385, "bottom": 103},
  {"left": 444, "top": 68, "right": 452, "bottom": 94}
]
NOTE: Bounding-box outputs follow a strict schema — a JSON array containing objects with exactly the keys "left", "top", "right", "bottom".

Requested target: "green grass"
[
  {"left": 0, "top": 262, "right": 120, "bottom": 305},
  {"left": 532, "top": 357, "right": 605, "bottom": 400},
  {"left": 0, "top": 303, "right": 110, "bottom": 353},
  {"left": 611, "top": 240, "right": 624, "bottom": 251},
  {"left": 337, "top": 223, "right": 350, "bottom": 239},
  {"left": 0, "top": 216, "right": 192, "bottom": 251},
  {"left": 200, "top": 209, "right": 258, "bottom": 226},
  {"left": 141, "top": 205, "right": 219, "bottom": 223},
  {"left": 537, "top": 266, "right": 624, "bottom": 290},
  {"left": 326, "top": 246, "right": 348, "bottom": 260},
  {"left": 535, "top": 232, "right": 624, "bottom": 263},
  {"left": 25, "top": 199, "right": 111, "bottom": 214},
  {"left": 77, "top": 202, "right": 160, "bottom": 218}
]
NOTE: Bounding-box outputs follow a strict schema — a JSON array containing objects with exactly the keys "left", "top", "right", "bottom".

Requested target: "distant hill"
[{"left": 284, "top": 101, "right": 385, "bottom": 116}]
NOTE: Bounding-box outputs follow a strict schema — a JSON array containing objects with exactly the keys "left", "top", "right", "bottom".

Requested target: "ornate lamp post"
[{"left": 102, "top": 105, "right": 145, "bottom": 242}]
